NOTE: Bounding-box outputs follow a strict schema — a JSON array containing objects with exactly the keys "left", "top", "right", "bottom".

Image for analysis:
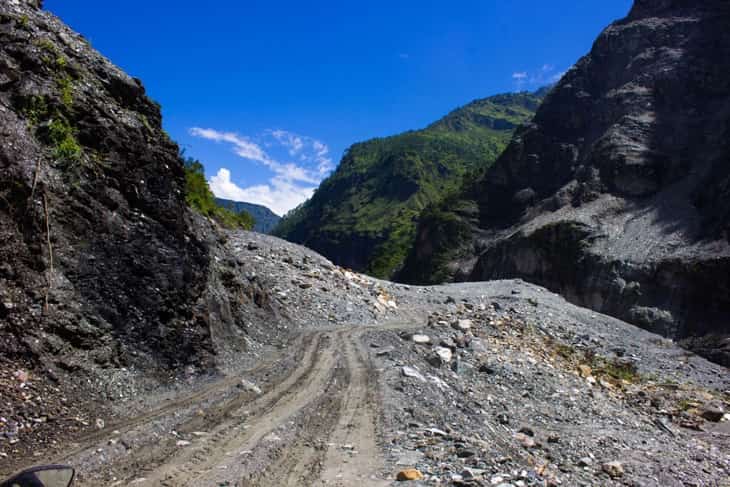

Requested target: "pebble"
[
  {"left": 396, "top": 468, "right": 424, "bottom": 481},
  {"left": 412, "top": 334, "right": 432, "bottom": 345},
  {"left": 602, "top": 461, "right": 624, "bottom": 478},
  {"left": 401, "top": 366, "right": 426, "bottom": 382}
]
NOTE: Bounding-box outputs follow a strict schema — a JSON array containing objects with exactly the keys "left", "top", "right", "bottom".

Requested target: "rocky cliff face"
[
  {"left": 0, "top": 0, "right": 298, "bottom": 457},
  {"left": 401, "top": 0, "right": 730, "bottom": 364}
]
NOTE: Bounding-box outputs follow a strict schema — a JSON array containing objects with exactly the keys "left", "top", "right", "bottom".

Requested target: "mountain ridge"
[
  {"left": 215, "top": 197, "right": 280, "bottom": 233},
  {"left": 274, "top": 90, "right": 545, "bottom": 278}
]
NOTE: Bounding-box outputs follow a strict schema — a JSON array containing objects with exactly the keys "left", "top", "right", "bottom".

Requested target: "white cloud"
[
  {"left": 189, "top": 127, "right": 335, "bottom": 215},
  {"left": 511, "top": 65, "right": 566, "bottom": 91},
  {"left": 209, "top": 168, "right": 314, "bottom": 216},
  {"left": 189, "top": 128, "right": 271, "bottom": 164}
]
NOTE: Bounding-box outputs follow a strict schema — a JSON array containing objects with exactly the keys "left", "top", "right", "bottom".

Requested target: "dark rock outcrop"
[
  {"left": 401, "top": 0, "right": 730, "bottom": 364},
  {"left": 0, "top": 2, "right": 215, "bottom": 373}
]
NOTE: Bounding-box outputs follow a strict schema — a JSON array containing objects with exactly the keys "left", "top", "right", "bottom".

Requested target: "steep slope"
[
  {"left": 401, "top": 0, "right": 730, "bottom": 364},
  {"left": 0, "top": 0, "right": 291, "bottom": 458},
  {"left": 215, "top": 197, "right": 280, "bottom": 233},
  {"left": 273, "top": 91, "right": 543, "bottom": 278}
]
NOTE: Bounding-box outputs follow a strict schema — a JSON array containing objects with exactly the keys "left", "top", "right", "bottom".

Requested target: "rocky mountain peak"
[{"left": 401, "top": 0, "right": 730, "bottom": 365}]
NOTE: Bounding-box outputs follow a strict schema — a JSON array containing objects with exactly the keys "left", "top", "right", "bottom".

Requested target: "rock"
[
  {"left": 453, "top": 319, "right": 472, "bottom": 331},
  {"left": 478, "top": 363, "right": 497, "bottom": 374},
  {"left": 14, "top": 370, "right": 29, "bottom": 383},
  {"left": 375, "top": 346, "right": 395, "bottom": 356},
  {"left": 602, "top": 461, "right": 624, "bottom": 478},
  {"left": 435, "top": 347, "right": 453, "bottom": 363},
  {"left": 398, "top": 0, "right": 730, "bottom": 368},
  {"left": 424, "top": 427, "right": 449, "bottom": 437},
  {"left": 577, "top": 364, "right": 592, "bottom": 378},
  {"left": 700, "top": 406, "right": 725, "bottom": 422},
  {"left": 396, "top": 469, "right": 424, "bottom": 481},
  {"left": 412, "top": 334, "right": 432, "bottom": 345},
  {"left": 457, "top": 447, "right": 477, "bottom": 458},
  {"left": 461, "top": 468, "right": 484, "bottom": 481},
  {"left": 495, "top": 413, "right": 510, "bottom": 425},
  {"left": 402, "top": 366, "right": 427, "bottom": 382},
  {"left": 95, "top": 418, "right": 105, "bottom": 430},
  {"left": 176, "top": 440, "right": 191, "bottom": 447},
  {"left": 578, "top": 457, "right": 593, "bottom": 467},
  {"left": 241, "top": 380, "right": 262, "bottom": 395}
]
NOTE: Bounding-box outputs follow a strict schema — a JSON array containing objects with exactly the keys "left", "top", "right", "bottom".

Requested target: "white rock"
[
  {"left": 424, "top": 427, "right": 449, "bottom": 437},
  {"left": 241, "top": 380, "right": 262, "bottom": 395},
  {"left": 454, "top": 319, "right": 472, "bottom": 331},
  {"left": 412, "top": 334, "right": 431, "bottom": 345},
  {"left": 435, "top": 347, "right": 453, "bottom": 363},
  {"left": 176, "top": 440, "right": 191, "bottom": 447},
  {"left": 401, "top": 366, "right": 427, "bottom": 382}
]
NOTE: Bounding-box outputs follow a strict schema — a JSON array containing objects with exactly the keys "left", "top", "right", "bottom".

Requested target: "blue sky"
[{"left": 45, "top": 1, "right": 632, "bottom": 215}]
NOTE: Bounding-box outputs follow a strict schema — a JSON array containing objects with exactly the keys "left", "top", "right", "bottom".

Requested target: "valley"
[{"left": 1, "top": 0, "right": 729, "bottom": 486}]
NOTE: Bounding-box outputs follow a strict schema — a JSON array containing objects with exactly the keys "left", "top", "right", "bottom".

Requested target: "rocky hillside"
[
  {"left": 0, "top": 0, "right": 291, "bottom": 459},
  {"left": 215, "top": 197, "right": 280, "bottom": 233},
  {"left": 273, "top": 91, "right": 544, "bottom": 279},
  {"left": 400, "top": 0, "right": 730, "bottom": 364}
]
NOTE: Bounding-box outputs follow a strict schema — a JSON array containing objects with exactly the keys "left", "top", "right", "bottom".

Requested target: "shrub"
[{"left": 183, "top": 156, "right": 255, "bottom": 230}]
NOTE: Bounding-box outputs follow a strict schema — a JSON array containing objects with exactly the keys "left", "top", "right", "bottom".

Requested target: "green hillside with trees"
[{"left": 273, "top": 90, "right": 545, "bottom": 278}]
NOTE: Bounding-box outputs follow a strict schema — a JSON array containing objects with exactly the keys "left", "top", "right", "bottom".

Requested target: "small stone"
[
  {"left": 435, "top": 347, "right": 453, "bottom": 363},
  {"left": 578, "top": 364, "right": 592, "bottom": 378},
  {"left": 396, "top": 468, "right": 424, "bottom": 481},
  {"left": 700, "top": 406, "right": 725, "bottom": 422},
  {"left": 240, "top": 380, "right": 262, "bottom": 395},
  {"left": 453, "top": 319, "right": 472, "bottom": 331},
  {"left": 95, "top": 418, "right": 105, "bottom": 430},
  {"left": 478, "top": 363, "right": 497, "bottom": 374},
  {"left": 578, "top": 457, "right": 593, "bottom": 467},
  {"left": 461, "top": 468, "right": 484, "bottom": 481},
  {"left": 401, "top": 366, "right": 426, "bottom": 382},
  {"left": 518, "top": 426, "right": 534, "bottom": 436},
  {"left": 412, "top": 334, "right": 431, "bottom": 345},
  {"left": 176, "top": 440, "right": 191, "bottom": 447},
  {"left": 375, "top": 346, "right": 395, "bottom": 356},
  {"left": 602, "top": 461, "right": 624, "bottom": 478},
  {"left": 457, "top": 447, "right": 477, "bottom": 458},
  {"left": 14, "top": 370, "right": 29, "bottom": 383}
]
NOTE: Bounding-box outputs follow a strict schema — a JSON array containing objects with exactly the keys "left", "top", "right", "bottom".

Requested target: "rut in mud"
[{"left": 47, "top": 325, "right": 405, "bottom": 487}]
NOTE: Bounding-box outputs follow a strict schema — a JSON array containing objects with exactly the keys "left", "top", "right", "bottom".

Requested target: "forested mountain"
[
  {"left": 274, "top": 91, "right": 544, "bottom": 278},
  {"left": 215, "top": 198, "right": 280, "bottom": 233}
]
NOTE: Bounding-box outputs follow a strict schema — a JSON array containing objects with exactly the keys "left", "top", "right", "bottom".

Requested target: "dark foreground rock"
[{"left": 400, "top": 0, "right": 730, "bottom": 365}]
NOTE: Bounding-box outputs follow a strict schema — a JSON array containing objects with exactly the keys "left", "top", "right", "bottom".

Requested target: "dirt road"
[{"left": 51, "top": 325, "right": 404, "bottom": 486}]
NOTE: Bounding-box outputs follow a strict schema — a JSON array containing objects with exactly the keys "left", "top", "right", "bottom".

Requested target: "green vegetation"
[
  {"left": 19, "top": 95, "right": 49, "bottom": 126},
  {"left": 274, "top": 91, "right": 544, "bottom": 278},
  {"left": 183, "top": 157, "right": 255, "bottom": 230},
  {"left": 57, "top": 74, "right": 73, "bottom": 108},
  {"left": 48, "top": 117, "right": 82, "bottom": 161},
  {"left": 215, "top": 198, "right": 281, "bottom": 234}
]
